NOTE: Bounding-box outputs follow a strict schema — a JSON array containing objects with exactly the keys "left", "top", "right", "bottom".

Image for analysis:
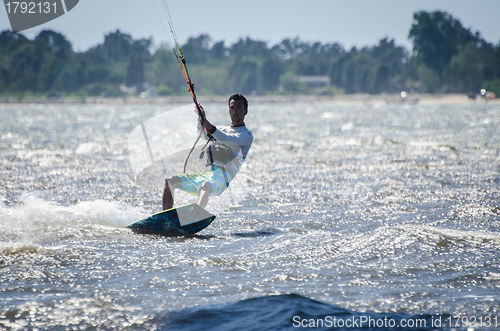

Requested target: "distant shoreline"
[{"left": 0, "top": 93, "right": 498, "bottom": 105}]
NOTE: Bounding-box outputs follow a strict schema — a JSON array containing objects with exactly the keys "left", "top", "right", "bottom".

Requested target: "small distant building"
[{"left": 298, "top": 75, "right": 331, "bottom": 89}]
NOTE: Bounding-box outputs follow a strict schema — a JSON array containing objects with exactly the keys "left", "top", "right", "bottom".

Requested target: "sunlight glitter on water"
[{"left": 1, "top": 101, "right": 500, "bottom": 329}]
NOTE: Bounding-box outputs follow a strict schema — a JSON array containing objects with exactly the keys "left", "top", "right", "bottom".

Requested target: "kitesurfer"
[{"left": 162, "top": 93, "right": 253, "bottom": 210}]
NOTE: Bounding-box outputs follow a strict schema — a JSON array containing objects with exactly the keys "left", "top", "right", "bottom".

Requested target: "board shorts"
[{"left": 170, "top": 161, "right": 241, "bottom": 197}]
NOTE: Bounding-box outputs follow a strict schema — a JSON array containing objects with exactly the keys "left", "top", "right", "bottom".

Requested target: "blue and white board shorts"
[{"left": 173, "top": 162, "right": 240, "bottom": 197}]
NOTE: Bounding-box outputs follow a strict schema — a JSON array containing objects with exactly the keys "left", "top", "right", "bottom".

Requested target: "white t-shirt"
[{"left": 211, "top": 124, "right": 253, "bottom": 159}]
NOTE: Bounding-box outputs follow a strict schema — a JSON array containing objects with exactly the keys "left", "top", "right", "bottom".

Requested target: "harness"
[{"left": 200, "top": 140, "right": 238, "bottom": 168}]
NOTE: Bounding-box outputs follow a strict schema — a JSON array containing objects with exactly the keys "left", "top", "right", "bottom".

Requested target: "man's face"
[{"left": 229, "top": 99, "right": 247, "bottom": 126}]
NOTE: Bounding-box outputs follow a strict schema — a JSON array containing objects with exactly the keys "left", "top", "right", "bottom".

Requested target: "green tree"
[
  {"left": 0, "top": 30, "right": 29, "bottom": 52},
  {"left": 54, "top": 54, "right": 87, "bottom": 92},
  {"left": 261, "top": 58, "right": 283, "bottom": 92},
  {"left": 279, "top": 72, "right": 306, "bottom": 94},
  {"left": 229, "top": 59, "right": 259, "bottom": 95},
  {"left": 416, "top": 63, "right": 440, "bottom": 93},
  {"left": 101, "top": 30, "right": 151, "bottom": 63},
  {"left": 146, "top": 44, "right": 184, "bottom": 94},
  {"left": 0, "top": 31, "right": 29, "bottom": 91},
  {"left": 445, "top": 43, "right": 495, "bottom": 92},
  {"left": 8, "top": 43, "right": 40, "bottom": 92},
  {"left": 35, "top": 30, "right": 73, "bottom": 60},
  {"left": 182, "top": 34, "right": 212, "bottom": 64},
  {"left": 369, "top": 38, "right": 409, "bottom": 92},
  {"left": 230, "top": 37, "right": 269, "bottom": 59},
  {"left": 34, "top": 30, "right": 73, "bottom": 92},
  {"left": 211, "top": 41, "right": 227, "bottom": 60},
  {"left": 409, "top": 11, "right": 479, "bottom": 76},
  {"left": 126, "top": 55, "right": 145, "bottom": 88},
  {"left": 37, "top": 56, "right": 64, "bottom": 92},
  {"left": 1, "top": 14, "right": 499, "bottom": 97}
]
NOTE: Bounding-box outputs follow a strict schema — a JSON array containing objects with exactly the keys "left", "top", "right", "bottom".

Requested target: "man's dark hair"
[{"left": 228, "top": 93, "right": 248, "bottom": 110}]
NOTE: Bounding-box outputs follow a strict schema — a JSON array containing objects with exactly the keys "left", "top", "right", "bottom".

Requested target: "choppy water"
[{"left": 1, "top": 100, "right": 500, "bottom": 330}]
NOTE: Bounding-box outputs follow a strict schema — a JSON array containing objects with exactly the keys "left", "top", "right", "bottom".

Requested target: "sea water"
[{"left": 1, "top": 100, "right": 499, "bottom": 330}]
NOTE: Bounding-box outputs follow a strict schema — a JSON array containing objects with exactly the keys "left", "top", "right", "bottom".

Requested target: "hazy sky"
[{"left": 1, "top": 0, "right": 499, "bottom": 52}]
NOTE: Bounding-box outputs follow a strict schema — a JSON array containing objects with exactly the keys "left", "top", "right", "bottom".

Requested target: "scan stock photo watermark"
[{"left": 3, "top": 0, "right": 79, "bottom": 32}]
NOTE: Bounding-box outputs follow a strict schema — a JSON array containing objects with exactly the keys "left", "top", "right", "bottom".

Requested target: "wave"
[
  {"left": 150, "top": 294, "right": 437, "bottom": 331},
  {"left": 0, "top": 294, "right": 440, "bottom": 331},
  {"left": 399, "top": 224, "right": 500, "bottom": 244},
  {"left": 336, "top": 223, "right": 500, "bottom": 258},
  {"left": 0, "top": 193, "right": 146, "bottom": 246}
]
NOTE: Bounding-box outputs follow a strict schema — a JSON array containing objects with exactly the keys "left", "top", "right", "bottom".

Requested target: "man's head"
[{"left": 228, "top": 93, "right": 248, "bottom": 126}]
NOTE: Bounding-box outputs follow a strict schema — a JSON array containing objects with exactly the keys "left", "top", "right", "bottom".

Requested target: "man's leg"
[
  {"left": 197, "top": 182, "right": 212, "bottom": 209},
  {"left": 162, "top": 179, "right": 174, "bottom": 210}
]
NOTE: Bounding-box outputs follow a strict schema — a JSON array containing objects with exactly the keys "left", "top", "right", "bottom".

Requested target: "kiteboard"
[{"left": 128, "top": 203, "right": 216, "bottom": 236}]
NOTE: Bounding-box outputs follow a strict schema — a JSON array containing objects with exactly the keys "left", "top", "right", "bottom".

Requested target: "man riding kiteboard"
[{"left": 162, "top": 93, "right": 253, "bottom": 210}]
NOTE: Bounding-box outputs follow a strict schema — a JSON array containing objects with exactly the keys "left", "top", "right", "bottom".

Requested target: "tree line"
[{"left": 1, "top": 10, "right": 499, "bottom": 97}]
